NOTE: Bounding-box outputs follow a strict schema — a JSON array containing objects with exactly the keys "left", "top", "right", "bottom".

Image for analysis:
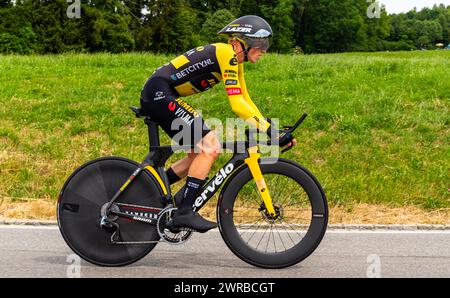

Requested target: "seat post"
[{"left": 144, "top": 117, "right": 160, "bottom": 151}]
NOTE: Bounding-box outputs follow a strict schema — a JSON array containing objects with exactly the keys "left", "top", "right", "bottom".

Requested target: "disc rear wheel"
[{"left": 57, "top": 157, "right": 164, "bottom": 267}]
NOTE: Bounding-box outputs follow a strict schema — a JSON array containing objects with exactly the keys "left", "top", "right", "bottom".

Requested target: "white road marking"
[
  {"left": 325, "top": 230, "right": 450, "bottom": 234},
  {"left": 0, "top": 225, "right": 59, "bottom": 230},
  {"left": 0, "top": 225, "right": 449, "bottom": 234}
]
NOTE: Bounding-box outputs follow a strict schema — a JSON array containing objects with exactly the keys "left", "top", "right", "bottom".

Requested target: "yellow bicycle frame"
[
  {"left": 144, "top": 166, "right": 168, "bottom": 195},
  {"left": 118, "top": 166, "right": 168, "bottom": 195},
  {"left": 244, "top": 146, "right": 276, "bottom": 216},
  {"left": 117, "top": 148, "right": 274, "bottom": 215}
]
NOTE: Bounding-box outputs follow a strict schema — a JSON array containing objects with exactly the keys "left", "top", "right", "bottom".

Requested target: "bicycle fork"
[{"left": 244, "top": 146, "right": 276, "bottom": 216}]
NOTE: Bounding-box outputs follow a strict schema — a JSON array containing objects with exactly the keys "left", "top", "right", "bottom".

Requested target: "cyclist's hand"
[
  {"left": 265, "top": 118, "right": 297, "bottom": 149},
  {"left": 278, "top": 131, "right": 297, "bottom": 149},
  {"left": 284, "top": 137, "right": 297, "bottom": 149}
]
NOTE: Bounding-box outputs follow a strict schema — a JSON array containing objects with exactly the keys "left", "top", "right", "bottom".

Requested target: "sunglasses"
[{"left": 245, "top": 37, "right": 271, "bottom": 52}]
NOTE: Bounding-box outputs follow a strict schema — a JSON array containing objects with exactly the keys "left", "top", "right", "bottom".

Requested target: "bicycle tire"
[
  {"left": 217, "top": 158, "right": 328, "bottom": 269},
  {"left": 57, "top": 157, "right": 164, "bottom": 267}
]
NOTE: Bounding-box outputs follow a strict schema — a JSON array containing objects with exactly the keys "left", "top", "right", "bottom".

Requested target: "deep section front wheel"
[
  {"left": 217, "top": 158, "right": 328, "bottom": 268},
  {"left": 57, "top": 157, "right": 164, "bottom": 266}
]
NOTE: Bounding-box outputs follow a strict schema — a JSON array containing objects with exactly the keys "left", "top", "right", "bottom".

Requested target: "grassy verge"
[
  {"left": 1, "top": 198, "right": 449, "bottom": 224},
  {"left": 0, "top": 51, "right": 449, "bottom": 222}
]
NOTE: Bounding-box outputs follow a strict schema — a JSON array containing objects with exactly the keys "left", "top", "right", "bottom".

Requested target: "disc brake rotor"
[{"left": 260, "top": 204, "right": 284, "bottom": 223}]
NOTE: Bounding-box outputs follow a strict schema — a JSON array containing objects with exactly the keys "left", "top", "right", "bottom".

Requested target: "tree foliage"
[
  {"left": 0, "top": 0, "right": 449, "bottom": 54},
  {"left": 201, "top": 9, "right": 236, "bottom": 44},
  {"left": 387, "top": 5, "right": 448, "bottom": 50}
]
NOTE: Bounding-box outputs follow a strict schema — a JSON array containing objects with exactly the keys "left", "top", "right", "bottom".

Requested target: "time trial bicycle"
[{"left": 57, "top": 106, "right": 328, "bottom": 268}]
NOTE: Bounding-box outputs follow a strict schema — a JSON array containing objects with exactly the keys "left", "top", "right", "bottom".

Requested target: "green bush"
[
  {"left": 0, "top": 26, "right": 36, "bottom": 54},
  {"left": 200, "top": 9, "right": 236, "bottom": 44}
]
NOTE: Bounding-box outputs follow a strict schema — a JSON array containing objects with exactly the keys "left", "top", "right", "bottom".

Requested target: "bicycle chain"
[{"left": 109, "top": 205, "right": 194, "bottom": 245}]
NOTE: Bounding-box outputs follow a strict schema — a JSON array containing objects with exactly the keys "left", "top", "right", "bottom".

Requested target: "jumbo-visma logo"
[{"left": 168, "top": 102, "right": 176, "bottom": 111}]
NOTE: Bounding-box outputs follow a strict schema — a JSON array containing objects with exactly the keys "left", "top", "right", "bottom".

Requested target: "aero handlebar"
[
  {"left": 280, "top": 113, "right": 308, "bottom": 153},
  {"left": 283, "top": 113, "right": 308, "bottom": 134},
  {"left": 244, "top": 112, "right": 308, "bottom": 153}
]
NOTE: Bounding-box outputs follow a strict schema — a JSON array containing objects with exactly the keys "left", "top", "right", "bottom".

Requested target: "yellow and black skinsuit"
[{"left": 140, "top": 43, "right": 270, "bottom": 146}]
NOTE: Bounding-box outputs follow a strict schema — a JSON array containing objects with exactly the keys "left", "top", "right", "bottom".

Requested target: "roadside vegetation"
[{"left": 0, "top": 51, "right": 448, "bottom": 222}]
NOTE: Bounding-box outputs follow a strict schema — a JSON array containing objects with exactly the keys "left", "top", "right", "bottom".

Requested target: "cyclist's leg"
[
  {"left": 167, "top": 130, "right": 221, "bottom": 183},
  {"left": 141, "top": 80, "right": 217, "bottom": 231},
  {"left": 187, "top": 131, "right": 221, "bottom": 179},
  {"left": 170, "top": 132, "right": 222, "bottom": 206},
  {"left": 146, "top": 94, "right": 219, "bottom": 182},
  {"left": 171, "top": 131, "right": 220, "bottom": 232},
  {"left": 166, "top": 151, "right": 196, "bottom": 184}
]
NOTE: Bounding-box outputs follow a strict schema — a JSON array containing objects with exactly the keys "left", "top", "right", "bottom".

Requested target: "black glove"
[
  {"left": 265, "top": 118, "right": 294, "bottom": 147},
  {"left": 278, "top": 131, "right": 294, "bottom": 147}
]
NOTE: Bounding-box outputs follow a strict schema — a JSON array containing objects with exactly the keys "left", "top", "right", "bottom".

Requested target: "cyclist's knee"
[
  {"left": 197, "top": 132, "right": 220, "bottom": 159},
  {"left": 187, "top": 150, "right": 197, "bottom": 160}
]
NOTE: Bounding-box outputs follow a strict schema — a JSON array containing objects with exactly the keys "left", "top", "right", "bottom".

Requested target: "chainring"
[{"left": 156, "top": 206, "right": 193, "bottom": 245}]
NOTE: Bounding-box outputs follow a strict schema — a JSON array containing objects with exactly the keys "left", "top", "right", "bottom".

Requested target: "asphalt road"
[{"left": 0, "top": 225, "right": 449, "bottom": 278}]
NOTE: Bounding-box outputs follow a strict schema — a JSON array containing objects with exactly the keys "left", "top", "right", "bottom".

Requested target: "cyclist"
[{"left": 140, "top": 15, "right": 296, "bottom": 233}]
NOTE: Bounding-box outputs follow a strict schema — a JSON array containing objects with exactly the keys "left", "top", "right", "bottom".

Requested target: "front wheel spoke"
[
  {"left": 270, "top": 226, "right": 277, "bottom": 252},
  {"left": 279, "top": 208, "right": 310, "bottom": 212},
  {"left": 267, "top": 174, "right": 281, "bottom": 194},
  {"left": 233, "top": 172, "right": 320, "bottom": 254},
  {"left": 255, "top": 225, "right": 269, "bottom": 250},
  {"left": 282, "top": 200, "right": 309, "bottom": 209},
  {"left": 238, "top": 219, "right": 264, "bottom": 237},
  {"left": 245, "top": 219, "right": 265, "bottom": 245},
  {"left": 274, "top": 224, "right": 288, "bottom": 251},
  {"left": 251, "top": 184, "right": 264, "bottom": 205},
  {"left": 233, "top": 206, "right": 261, "bottom": 210},
  {"left": 265, "top": 224, "right": 273, "bottom": 253},
  {"left": 282, "top": 216, "right": 310, "bottom": 221},
  {"left": 233, "top": 215, "right": 262, "bottom": 218},
  {"left": 281, "top": 221, "right": 305, "bottom": 243},
  {"left": 279, "top": 191, "right": 304, "bottom": 209},
  {"left": 279, "top": 221, "right": 298, "bottom": 246}
]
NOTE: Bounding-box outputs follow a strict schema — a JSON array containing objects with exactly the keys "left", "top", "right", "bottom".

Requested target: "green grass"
[{"left": 0, "top": 50, "right": 449, "bottom": 209}]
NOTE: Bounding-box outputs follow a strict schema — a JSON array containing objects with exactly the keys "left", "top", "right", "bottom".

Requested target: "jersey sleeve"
[{"left": 215, "top": 43, "right": 270, "bottom": 132}]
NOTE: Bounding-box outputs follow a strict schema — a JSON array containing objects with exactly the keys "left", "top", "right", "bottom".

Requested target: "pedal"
[
  {"left": 165, "top": 219, "right": 181, "bottom": 234},
  {"left": 168, "top": 221, "right": 195, "bottom": 233}
]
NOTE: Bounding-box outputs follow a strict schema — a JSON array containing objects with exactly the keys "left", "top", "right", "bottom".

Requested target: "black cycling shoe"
[{"left": 172, "top": 209, "right": 217, "bottom": 233}]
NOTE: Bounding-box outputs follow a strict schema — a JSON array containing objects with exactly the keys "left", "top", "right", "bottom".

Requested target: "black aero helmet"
[{"left": 218, "top": 15, "right": 273, "bottom": 52}]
